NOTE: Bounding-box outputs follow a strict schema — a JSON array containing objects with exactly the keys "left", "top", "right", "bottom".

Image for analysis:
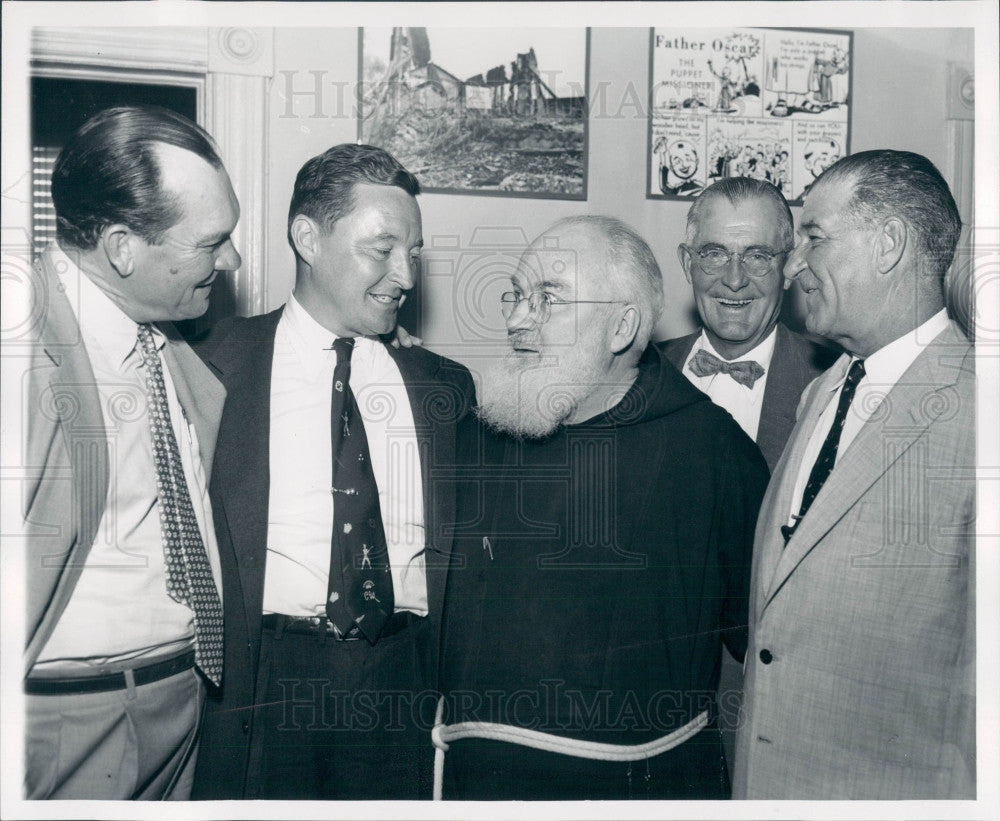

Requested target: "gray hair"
[
  {"left": 546, "top": 215, "right": 664, "bottom": 348},
  {"left": 685, "top": 177, "right": 793, "bottom": 251}
]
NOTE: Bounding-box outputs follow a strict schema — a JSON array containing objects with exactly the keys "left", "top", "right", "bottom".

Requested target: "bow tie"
[{"left": 688, "top": 347, "right": 765, "bottom": 388}]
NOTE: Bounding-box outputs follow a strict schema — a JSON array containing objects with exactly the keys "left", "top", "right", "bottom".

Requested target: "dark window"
[{"left": 30, "top": 77, "right": 198, "bottom": 256}]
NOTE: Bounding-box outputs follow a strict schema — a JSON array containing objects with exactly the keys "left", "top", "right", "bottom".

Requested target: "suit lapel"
[
  {"left": 26, "top": 252, "right": 111, "bottom": 666},
  {"left": 754, "top": 354, "right": 846, "bottom": 609},
  {"left": 385, "top": 346, "right": 456, "bottom": 619},
  {"left": 762, "top": 325, "right": 969, "bottom": 608},
  {"left": 757, "top": 324, "right": 807, "bottom": 469},
  {"left": 659, "top": 331, "right": 699, "bottom": 373},
  {"left": 209, "top": 310, "right": 282, "bottom": 626},
  {"left": 160, "top": 323, "right": 226, "bottom": 480}
]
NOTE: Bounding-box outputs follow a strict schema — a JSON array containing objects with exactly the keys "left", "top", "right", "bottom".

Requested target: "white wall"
[{"left": 264, "top": 27, "right": 974, "bottom": 368}]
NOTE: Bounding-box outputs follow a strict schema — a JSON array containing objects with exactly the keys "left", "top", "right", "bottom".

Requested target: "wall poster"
[
  {"left": 359, "top": 27, "right": 589, "bottom": 200},
  {"left": 647, "top": 28, "right": 853, "bottom": 203}
]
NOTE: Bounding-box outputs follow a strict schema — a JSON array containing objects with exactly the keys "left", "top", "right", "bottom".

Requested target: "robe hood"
[{"left": 583, "top": 342, "right": 712, "bottom": 429}]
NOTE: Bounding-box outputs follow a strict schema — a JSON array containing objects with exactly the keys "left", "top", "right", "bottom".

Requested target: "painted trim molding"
[{"left": 31, "top": 26, "right": 272, "bottom": 317}]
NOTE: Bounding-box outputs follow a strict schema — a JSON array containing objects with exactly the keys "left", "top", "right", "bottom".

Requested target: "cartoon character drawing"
[
  {"left": 800, "top": 138, "right": 842, "bottom": 197},
  {"left": 655, "top": 137, "right": 704, "bottom": 196},
  {"left": 708, "top": 59, "right": 740, "bottom": 113},
  {"left": 811, "top": 47, "right": 850, "bottom": 109},
  {"left": 767, "top": 149, "right": 789, "bottom": 193}
]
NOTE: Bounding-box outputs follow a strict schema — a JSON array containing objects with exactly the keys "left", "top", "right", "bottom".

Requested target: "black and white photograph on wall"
[
  {"left": 359, "top": 26, "right": 589, "bottom": 199},
  {"left": 648, "top": 27, "right": 852, "bottom": 201}
]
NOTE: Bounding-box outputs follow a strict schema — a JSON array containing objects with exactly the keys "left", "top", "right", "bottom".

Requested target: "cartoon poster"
[{"left": 648, "top": 27, "right": 852, "bottom": 202}]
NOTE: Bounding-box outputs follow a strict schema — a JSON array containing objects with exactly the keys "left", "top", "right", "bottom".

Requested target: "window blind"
[{"left": 32, "top": 145, "right": 59, "bottom": 257}]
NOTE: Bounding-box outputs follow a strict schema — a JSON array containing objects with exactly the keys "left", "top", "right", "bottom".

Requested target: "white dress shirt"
[
  {"left": 787, "top": 309, "right": 951, "bottom": 525},
  {"left": 35, "top": 244, "right": 221, "bottom": 671},
  {"left": 682, "top": 327, "right": 778, "bottom": 441},
  {"left": 264, "top": 295, "right": 428, "bottom": 617}
]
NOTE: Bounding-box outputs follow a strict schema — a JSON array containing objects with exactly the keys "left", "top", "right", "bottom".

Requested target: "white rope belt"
[{"left": 431, "top": 696, "right": 709, "bottom": 800}]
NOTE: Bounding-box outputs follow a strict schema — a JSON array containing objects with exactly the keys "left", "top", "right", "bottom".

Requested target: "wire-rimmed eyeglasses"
[
  {"left": 500, "top": 291, "right": 624, "bottom": 324},
  {"left": 683, "top": 244, "right": 788, "bottom": 277}
]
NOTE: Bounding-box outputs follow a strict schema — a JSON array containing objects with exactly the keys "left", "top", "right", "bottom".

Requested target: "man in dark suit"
[
  {"left": 657, "top": 177, "right": 836, "bottom": 769},
  {"left": 659, "top": 177, "right": 837, "bottom": 471},
  {"left": 192, "top": 145, "right": 475, "bottom": 800}
]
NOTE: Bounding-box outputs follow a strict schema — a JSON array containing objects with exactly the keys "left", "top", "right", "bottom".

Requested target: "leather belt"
[
  {"left": 25, "top": 650, "right": 196, "bottom": 696},
  {"left": 262, "top": 611, "right": 420, "bottom": 641}
]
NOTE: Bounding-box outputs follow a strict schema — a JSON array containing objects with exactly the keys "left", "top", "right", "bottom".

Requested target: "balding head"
[
  {"left": 541, "top": 215, "right": 664, "bottom": 352},
  {"left": 480, "top": 216, "right": 663, "bottom": 438}
]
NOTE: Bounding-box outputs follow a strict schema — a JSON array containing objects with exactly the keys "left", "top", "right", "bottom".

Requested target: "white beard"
[{"left": 476, "top": 343, "right": 607, "bottom": 439}]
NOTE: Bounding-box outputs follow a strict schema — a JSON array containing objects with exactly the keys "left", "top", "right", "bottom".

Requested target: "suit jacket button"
[
  {"left": 759, "top": 649, "right": 773, "bottom": 664},
  {"left": 242, "top": 719, "right": 250, "bottom": 734}
]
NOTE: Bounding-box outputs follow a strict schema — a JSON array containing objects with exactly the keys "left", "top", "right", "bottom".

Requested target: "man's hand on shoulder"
[{"left": 391, "top": 324, "right": 423, "bottom": 349}]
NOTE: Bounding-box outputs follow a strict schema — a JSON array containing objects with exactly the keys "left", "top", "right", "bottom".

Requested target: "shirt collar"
[
  {"left": 51, "top": 242, "right": 156, "bottom": 369},
  {"left": 828, "top": 309, "right": 950, "bottom": 391},
  {"left": 695, "top": 323, "right": 778, "bottom": 370},
  {"left": 283, "top": 294, "right": 381, "bottom": 375},
  {"left": 861, "top": 309, "right": 950, "bottom": 389}
]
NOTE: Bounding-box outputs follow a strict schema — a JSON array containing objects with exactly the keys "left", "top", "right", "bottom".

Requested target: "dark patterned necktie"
[
  {"left": 136, "top": 323, "right": 223, "bottom": 685},
  {"left": 689, "top": 347, "right": 766, "bottom": 388},
  {"left": 782, "top": 358, "right": 866, "bottom": 545},
  {"left": 325, "top": 338, "right": 394, "bottom": 643}
]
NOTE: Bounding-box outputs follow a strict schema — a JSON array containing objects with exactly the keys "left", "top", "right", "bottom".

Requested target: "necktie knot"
[
  {"left": 136, "top": 323, "right": 159, "bottom": 364},
  {"left": 689, "top": 347, "right": 765, "bottom": 388},
  {"left": 332, "top": 337, "right": 356, "bottom": 364},
  {"left": 843, "top": 357, "right": 866, "bottom": 392}
]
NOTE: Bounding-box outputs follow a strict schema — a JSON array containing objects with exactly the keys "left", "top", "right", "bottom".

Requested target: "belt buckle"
[{"left": 294, "top": 615, "right": 335, "bottom": 637}]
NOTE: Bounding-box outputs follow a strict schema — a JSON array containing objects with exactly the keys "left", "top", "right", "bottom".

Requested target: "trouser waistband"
[
  {"left": 25, "top": 649, "right": 196, "bottom": 695},
  {"left": 261, "top": 611, "right": 420, "bottom": 641}
]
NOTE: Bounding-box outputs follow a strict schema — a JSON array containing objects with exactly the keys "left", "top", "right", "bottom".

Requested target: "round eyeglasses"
[
  {"left": 684, "top": 245, "right": 788, "bottom": 277},
  {"left": 500, "top": 291, "right": 624, "bottom": 324}
]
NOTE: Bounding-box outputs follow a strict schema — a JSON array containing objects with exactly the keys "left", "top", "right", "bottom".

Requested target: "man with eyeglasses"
[
  {"left": 435, "top": 215, "right": 769, "bottom": 799},
  {"left": 657, "top": 177, "right": 837, "bottom": 772},
  {"left": 659, "top": 177, "right": 837, "bottom": 471}
]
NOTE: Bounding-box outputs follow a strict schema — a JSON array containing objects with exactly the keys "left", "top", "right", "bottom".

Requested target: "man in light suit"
[
  {"left": 192, "top": 144, "right": 475, "bottom": 800},
  {"left": 734, "top": 149, "right": 975, "bottom": 798},
  {"left": 658, "top": 177, "right": 837, "bottom": 769},
  {"left": 22, "top": 106, "right": 241, "bottom": 798}
]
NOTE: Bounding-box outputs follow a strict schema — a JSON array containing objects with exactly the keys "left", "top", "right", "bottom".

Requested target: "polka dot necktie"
[
  {"left": 136, "top": 323, "right": 224, "bottom": 685},
  {"left": 325, "top": 338, "right": 394, "bottom": 643},
  {"left": 782, "top": 358, "right": 866, "bottom": 545}
]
